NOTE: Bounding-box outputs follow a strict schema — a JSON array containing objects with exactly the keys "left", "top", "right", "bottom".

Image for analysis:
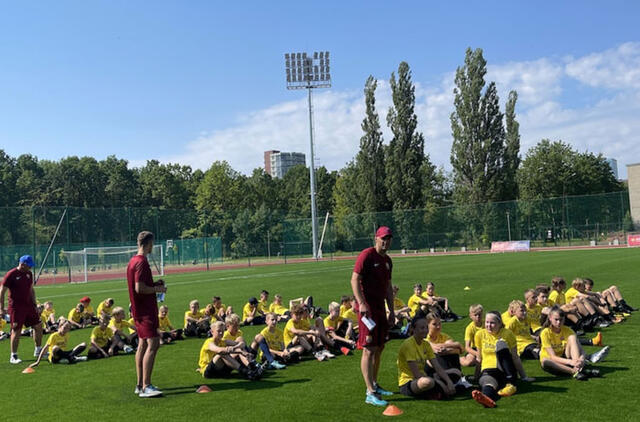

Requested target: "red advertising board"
[{"left": 628, "top": 234, "right": 640, "bottom": 246}]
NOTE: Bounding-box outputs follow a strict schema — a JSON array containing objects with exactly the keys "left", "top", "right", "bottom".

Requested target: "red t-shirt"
[
  {"left": 2, "top": 268, "right": 35, "bottom": 311},
  {"left": 353, "top": 247, "right": 392, "bottom": 317},
  {"left": 127, "top": 254, "right": 157, "bottom": 320}
]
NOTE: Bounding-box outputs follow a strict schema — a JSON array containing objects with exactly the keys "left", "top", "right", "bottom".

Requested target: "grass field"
[{"left": 2, "top": 248, "right": 639, "bottom": 421}]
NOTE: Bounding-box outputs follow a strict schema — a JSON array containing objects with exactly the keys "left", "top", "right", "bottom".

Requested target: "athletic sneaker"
[
  {"left": 374, "top": 384, "right": 393, "bottom": 396},
  {"left": 457, "top": 376, "right": 473, "bottom": 389},
  {"left": 498, "top": 383, "right": 517, "bottom": 397},
  {"left": 139, "top": 384, "right": 163, "bottom": 398},
  {"left": 597, "top": 318, "right": 612, "bottom": 328},
  {"left": 573, "top": 370, "right": 589, "bottom": 381},
  {"left": 313, "top": 351, "right": 327, "bottom": 361},
  {"left": 123, "top": 345, "right": 134, "bottom": 354},
  {"left": 134, "top": 385, "right": 142, "bottom": 395},
  {"left": 588, "top": 345, "right": 610, "bottom": 363},
  {"left": 365, "top": 392, "right": 388, "bottom": 407},
  {"left": 267, "top": 360, "right": 286, "bottom": 370},
  {"left": 59, "top": 358, "right": 69, "bottom": 364},
  {"left": 592, "top": 332, "right": 603, "bottom": 347},
  {"left": 9, "top": 355, "right": 22, "bottom": 364},
  {"left": 583, "top": 368, "right": 601, "bottom": 378},
  {"left": 322, "top": 349, "right": 336, "bottom": 359},
  {"left": 74, "top": 356, "right": 87, "bottom": 362},
  {"left": 34, "top": 346, "right": 42, "bottom": 358},
  {"left": 472, "top": 390, "right": 496, "bottom": 408}
]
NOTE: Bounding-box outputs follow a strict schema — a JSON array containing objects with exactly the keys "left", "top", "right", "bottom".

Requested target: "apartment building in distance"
[{"left": 264, "top": 150, "right": 306, "bottom": 178}]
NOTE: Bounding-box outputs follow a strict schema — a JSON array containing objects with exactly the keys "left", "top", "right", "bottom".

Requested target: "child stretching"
[
  {"left": 471, "top": 312, "right": 533, "bottom": 408},
  {"left": 198, "top": 321, "right": 263, "bottom": 380},
  {"left": 31, "top": 321, "right": 87, "bottom": 366},
  {"left": 426, "top": 313, "right": 472, "bottom": 389},
  {"left": 184, "top": 300, "right": 210, "bottom": 337},
  {"left": 397, "top": 317, "right": 456, "bottom": 399},
  {"left": 268, "top": 294, "right": 290, "bottom": 321},
  {"left": 158, "top": 305, "right": 183, "bottom": 344},
  {"left": 584, "top": 278, "right": 637, "bottom": 313},
  {"left": 540, "top": 306, "right": 609, "bottom": 380}
]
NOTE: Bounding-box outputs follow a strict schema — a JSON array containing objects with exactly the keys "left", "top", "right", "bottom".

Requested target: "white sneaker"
[
  {"left": 59, "top": 358, "right": 69, "bottom": 364},
  {"left": 124, "top": 345, "right": 134, "bottom": 354},
  {"left": 322, "top": 349, "right": 336, "bottom": 359},
  {"left": 134, "top": 385, "right": 142, "bottom": 395},
  {"left": 74, "top": 356, "right": 87, "bottom": 362},
  {"left": 139, "top": 384, "right": 163, "bottom": 398},
  {"left": 458, "top": 376, "right": 473, "bottom": 389},
  {"left": 34, "top": 347, "right": 43, "bottom": 357},
  {"left": 589, "top": 345, "right": 610, "bottom": 363},
  {"left": 9, "top": 355, "right": 22, "bottom": 364},
  {"left": 313, "top": 351, "right": 327, "bottom": 361}
]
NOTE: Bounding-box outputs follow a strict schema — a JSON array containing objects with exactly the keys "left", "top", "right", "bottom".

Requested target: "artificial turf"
[{"left": 1, "top": 248, "right": 639, "bottom": 421}]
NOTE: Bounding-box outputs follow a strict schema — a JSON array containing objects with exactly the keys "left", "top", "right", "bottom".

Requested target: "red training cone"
[
  {"left": 383, "top": 404, "right": 403, "bottom": 416},
  {"left": 196, "top": 385, "right": 212, "bottom": 393},
  {"left": 22, "top": 367, "right": 35, "bottom": 374}
]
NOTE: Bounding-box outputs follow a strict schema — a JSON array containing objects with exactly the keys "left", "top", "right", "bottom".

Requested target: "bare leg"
[
  {"left": 142, "top": 337, "right": 160, "bottom": 387},
  {"left": 361, "top": 346, "right": 378, "bottom": 393},
  {"left": 32, "top": 322, "right": 43, "bottom": 348},
  {"left": 372, "top": 346, "right": 384, "bottom": 384},
  {"left": 10, "top": 326, "right": 21, "bottom": 355},
  {"left": 135, "top": 338, "right": 148, "bottom": 387}
]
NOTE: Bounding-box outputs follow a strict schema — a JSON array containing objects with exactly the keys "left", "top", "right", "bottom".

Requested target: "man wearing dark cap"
[
  {"left": 0, "top": 255, "right": 44, "bottom": 364},
  {"left": 350, "top": 226, "right": 394, "bottom": 406}
]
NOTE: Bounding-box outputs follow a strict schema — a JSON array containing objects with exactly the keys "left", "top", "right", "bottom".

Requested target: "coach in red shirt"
[
  {"left": 350, "top": 226, "right": 394, "bottom": 406},
  {"left": 0, "top": 255, "right": 44, "bottom": 364},
  {"left": 128, "top": 231, "right": 166, "bottom": 398}
]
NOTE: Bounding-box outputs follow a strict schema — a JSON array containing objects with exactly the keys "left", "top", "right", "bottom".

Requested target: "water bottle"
[{"left": 156, "top": 292, "right": 165, "bottom": 302}]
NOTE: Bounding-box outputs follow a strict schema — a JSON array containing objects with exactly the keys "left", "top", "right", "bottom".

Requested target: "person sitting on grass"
[
  {"left": 184, "top": 300, "right": 210, "bottom": 337},
  {"left": 268, "top": 294, "right": 290, "bottom": 321},
  {"left": 397, "top": 317, "right": 456, "bottom": 400},
  {"left": 212, "top": 296, "right": 233, "bottom": 321},
  {"left": 31, "top": 321, "right": 87, "bottom": 366},
  {"left": 391, "top": 285, "right": 411, "bottom": 327},
  {"left": 463, "top": 304, "right": 484, "bottom": 375},
  {"left": 423, "top": 282, "right": 461, "bottom": 322},
  {"left": 339, "top": 295, "right": 352, "bottom": 317},
  {"left": 158, "top": 305, "right": 183, "bottom": 344},
  {"left": 108, "top": 307, "right": 136, "bottom": 352},
  {"left": 407, "top": 283, "right": 434, "bottom": 319},
  {"left": 258, "top": 290, "right": 270, "bottom": 315},
  {"left": 523, "top": 289, "right": 543, "bottom": 335},
  {"left": 67, "top": 303, "right": 86, "bottom": 330},
  {"left": 576, "top": 278, "right": 623, "bottom": 324},
  {"left": 88, "top": 315, "right": 127, "bottom": 359},
  {"left": 40, "top": 301, "right": 59, "bottom": 333},
  {"left": 323, "top": 302, "right": 356, "bottom": 354},
  {"left": 471, "top": 311, "right": 533, "bottom": 408},
  {"left": 223, "top": 314, "right": 246, "bottom": 345},
  {"left": 584, "top": 278, "right": 637, "bottom": 313},
  {"left": 79, "top": 296, "right": 99, "bottom": 325},
  {"left": 425, "top": 312, "right": 472, "bottom": 390},
  {"left": 0, "top": 315, "right": 8, "bottom": 341},
  {"left": 565, "top": 279, "right": 612, "bottom": 329},
  {"left": 284, "top": 304, "right": 330, "bottom": 361},
  {"left": 539, "top": 306, "right": 609, "bottom": 381},
  {"left": 250, "top": 312, "right": 290, "bottom": 369},
  {"left": 96, "top": 298, "right": 115, "bottom": 318},
  {"left": 242, "top": 297, "right": 265, "bottom": 326},
  {"left": 505, "top": 300, "right": 539, "bottom": 360},
  {"left": 197, "top": 321, "right": 263, "bottom": 380}
]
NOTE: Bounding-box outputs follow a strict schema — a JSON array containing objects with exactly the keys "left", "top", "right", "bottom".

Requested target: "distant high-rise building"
[
  {"left": 264, "top": 150, "right": 306, "bottom": 178},
  {"left": 605, "top": 158, "right": 619, "bottom": 179}
]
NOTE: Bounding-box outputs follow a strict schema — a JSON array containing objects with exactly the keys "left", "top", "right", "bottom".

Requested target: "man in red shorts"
[
  {"left": 350, "top": 226, "right": 394, "bottom": 406},
  {"left": 0, "top": 255, "right": 44, "bottom": 364},
  {"left": 127, "top": 231, "right": 166, "bottom": 398}
]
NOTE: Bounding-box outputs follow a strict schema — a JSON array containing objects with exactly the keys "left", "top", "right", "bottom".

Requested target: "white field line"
[{"left": 36, "top": 264, "right": 355, "bottom": 300}]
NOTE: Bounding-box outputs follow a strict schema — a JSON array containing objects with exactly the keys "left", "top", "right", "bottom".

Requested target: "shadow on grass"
[
  {"left": 162, "top": 377, "right": 312, "bottom": 396},
  {"left": 596, "top": 365, "right": 629, "bottom": 376}
]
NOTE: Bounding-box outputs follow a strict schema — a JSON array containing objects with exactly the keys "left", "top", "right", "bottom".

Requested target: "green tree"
[
  {"left": 503, "top": 90, "right": 521, "bottom": 200},
  {"left": 100, "top": 155, "right": 139, "bottom": 207}
]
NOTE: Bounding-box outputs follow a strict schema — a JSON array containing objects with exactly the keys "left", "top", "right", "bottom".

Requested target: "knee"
[
  {"left": 417, "top": 377, "right": 434, "bottom": 390},
  {"left": 254, "top": 334, "right": 264, "bottom": 343}
]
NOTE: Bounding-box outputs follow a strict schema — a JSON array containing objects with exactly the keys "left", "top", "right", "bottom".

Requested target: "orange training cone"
[
  {"left": 196, "top": 385, "right": 212, "bottom": 393},
  {"left": 383, "top": 404, "right": 403, "bottom": 416},
  {"left": 22, "top": 367, "right": 35, "bottom": 374}
]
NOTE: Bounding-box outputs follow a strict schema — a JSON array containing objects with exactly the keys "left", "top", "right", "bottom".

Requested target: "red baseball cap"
[
  {"left": 376, "top": 226, "right": 393, "bottom": 238},
  {"left": 80, "top": 296, "right": 91, "bottom": 303}
]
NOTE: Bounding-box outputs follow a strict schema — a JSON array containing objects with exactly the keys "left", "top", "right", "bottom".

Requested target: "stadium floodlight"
[{"left": 284, "top": 51, "right": 332, "bottom": 259}]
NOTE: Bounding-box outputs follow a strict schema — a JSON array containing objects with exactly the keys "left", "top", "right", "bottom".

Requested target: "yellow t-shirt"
[
  {"left": 339, "top": 304, "right": 351, "bottom": 318},
  {"left": 0, "top": 318, "right": 6, "bottom": 332},
  {"left": 41, "top": 308, "right": 55, "bottom": 324},
  {"left": 184, "top": 310, "right": 205, "bottom": 327},
  {"left": 82, "top": 304, "right": 95, "bottom": 317},
  {"left": 242, "top": 303, "right": 256, "bottom": 321},
  {"left": 260, "top": 326, "right": 285, "bottom": 352},
  {"left": 506, "top": 316, "right": 535, "bottom": 355},
  {"left": 342, "top": 308, "right": 358, "bottom": 323},
  {"left": 91, "top": 326, "right": 113, "bottom": 348},
  {"left": 213, "top": 303, "right": 227, "bottom": 314},
  {"left": 222, "top": 329, "right": 243, "bottom": 342},
  {"left": 258, "top": 300, "right": 268, "bottom": 314},
  {"left": 393, "top": 297, "right": 406, "bottom": 309},
  {"left": 407, "top": 294, "right": 424, "bottom": 317},
  {"left": 198, "top": 337, "right": 226, "bottom": 373},
  {"left": 109, "top": 319, "right": 132, "bottom": 334},
  {"left": 397, "top": 336, "right": 435, "bottom": 386},
  {"left": 564, "top": 287, "right": 580, "bottom": 304},
  {"left": 539, "top": 326, "right": 575, "bottom": 362},
  {"left": 426, "top": 332, "right": 452, "bottom": 344},
  {"left": 526, "top": 304, "right": 543, "bottom": 332},
  {"left": 127, "top": 318, "right": 136, "bottom": 334},
  {"left": 474, "top": 327, "right": 517, "bottom": 371},
  {"left": 46, "top": 331, "right": 70, "bottom": 362},
  {"left": 68, "top": 308, "right": 83, "bottom": 323},
  {"left": 269, "top": 302, "right": 288, "bottom": 315},
  {"left": 501, "top": 310, "right": 514, "bottom": 325},
  {"left": 158, "top": 315, "right": 173, "bottom": 332},
  {"left": 97, "top": 302, "right": 113, "bottom": 316},
  {"left": 323, "top": 315, "right": 344, "bottom": 330},
  {"left": 464, "top": 322, "right": 482, "bottom": 349},
  {"left": 283, "top": 319, "right": 310, "bottom": 346},
  {"left": 549, "top": 290, "right": 565, "bottom": 305},
  {"left": 421, "top": 291, "right": 438, "bottom": 300}
]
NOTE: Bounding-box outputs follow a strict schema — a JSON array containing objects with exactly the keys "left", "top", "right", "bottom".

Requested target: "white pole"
[
  {"left": 308, "top": 87, "right": 319, "bottom": 259},
  {"left": 83, "top": 248, "right": 88, "bottom": 283},
  {"left": 507, "top": 211, "right": 512, "bottom": 241},
  {"left": 318, "top": 212, "right": 330, "bottom": 258}
]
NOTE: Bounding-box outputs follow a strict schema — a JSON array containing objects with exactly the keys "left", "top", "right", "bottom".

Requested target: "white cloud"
[{"left": 159, "top": 42, "right": 640, "bottom": 179}]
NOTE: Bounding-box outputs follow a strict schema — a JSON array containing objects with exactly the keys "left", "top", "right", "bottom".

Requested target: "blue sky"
[{"left": 1, "top": 1, "right": 639, "bottom": 178}]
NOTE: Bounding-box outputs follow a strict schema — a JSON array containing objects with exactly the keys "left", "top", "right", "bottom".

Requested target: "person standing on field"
[
  {"left": 128, "top": 231, "right": 167, "bottom": 398},
  {"left": 0, "top": 255, "right": 43, "bottom": 364},
  {"left": 350, "top": 226, "right": 395, "bottom": 406}
]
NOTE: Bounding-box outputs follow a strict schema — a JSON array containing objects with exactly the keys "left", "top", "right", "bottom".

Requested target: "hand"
[
  {"left": 155, "top": 284, "right": 167, "bottom": 293},
  {"left": 358, "top": 302, "right": 369, "bottom": 317},
  {"left": 444, "top": 381, "right": 456, "bottom": 396}
]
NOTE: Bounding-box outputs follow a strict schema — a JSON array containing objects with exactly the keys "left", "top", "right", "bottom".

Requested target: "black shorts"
[
  {"left": 203, "top": 361, "right": 233, "bottom": 378},
  {"left": 436, "top": 354, "right": 461, "bottom": 371},
  {"left": 400, "top": 381, "right": 425, "bottom": 398},
  {"left": 520, "top": 343, "right": 539, "bottom": 360},
  {"left": 479, "top": 368, "right": 507, "bottom": 390}
]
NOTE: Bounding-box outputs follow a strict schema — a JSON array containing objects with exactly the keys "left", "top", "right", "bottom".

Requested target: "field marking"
[{"left": 37, "top": 264, "right": 354, "bottom": 300}]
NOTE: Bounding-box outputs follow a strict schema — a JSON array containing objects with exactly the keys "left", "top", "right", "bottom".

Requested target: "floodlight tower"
[{"left": 284, "top": 51, "right": 331, "bottom": 259}]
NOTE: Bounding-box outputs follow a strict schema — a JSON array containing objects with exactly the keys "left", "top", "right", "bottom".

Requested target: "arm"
[
  {"left": 208, "top": 342, "right": 236, "bottom": 355},
  {"left": 430, "top": 358, "right": 455, "bottom": 395},
  {"left": 407, "top": 360, "right": 425, "bottom": 380},
  {"left": 350, "top": 272, "right": 368, "bottom": 316},
  {"left": 135, "top": 282, "right": 165, "bottom": 295},
  {"left": 464, "top": 339, "right": 479, "bottom": 358},
  {"left": 30, "top": 345, "right": 48, "bottom": 368},
  {"left": 511, "top": 346, "right": 529, "bottom": 379},
  {"left": 0, "top": 285, "right": 6, "bottom": 315},
  {"left": 385, "top": 282, "right": 395, "bottom": 326},
  {"left": 91, "top": 340, "right": 109, "bottom": 357}
]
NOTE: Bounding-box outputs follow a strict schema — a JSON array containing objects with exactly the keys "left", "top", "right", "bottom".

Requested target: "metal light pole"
[
  {"left": 506, "top": 210, "right": 512, "bottom": 241},
  {"left": 284, "top": 51, "right": 331, "bottom": 259}
]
